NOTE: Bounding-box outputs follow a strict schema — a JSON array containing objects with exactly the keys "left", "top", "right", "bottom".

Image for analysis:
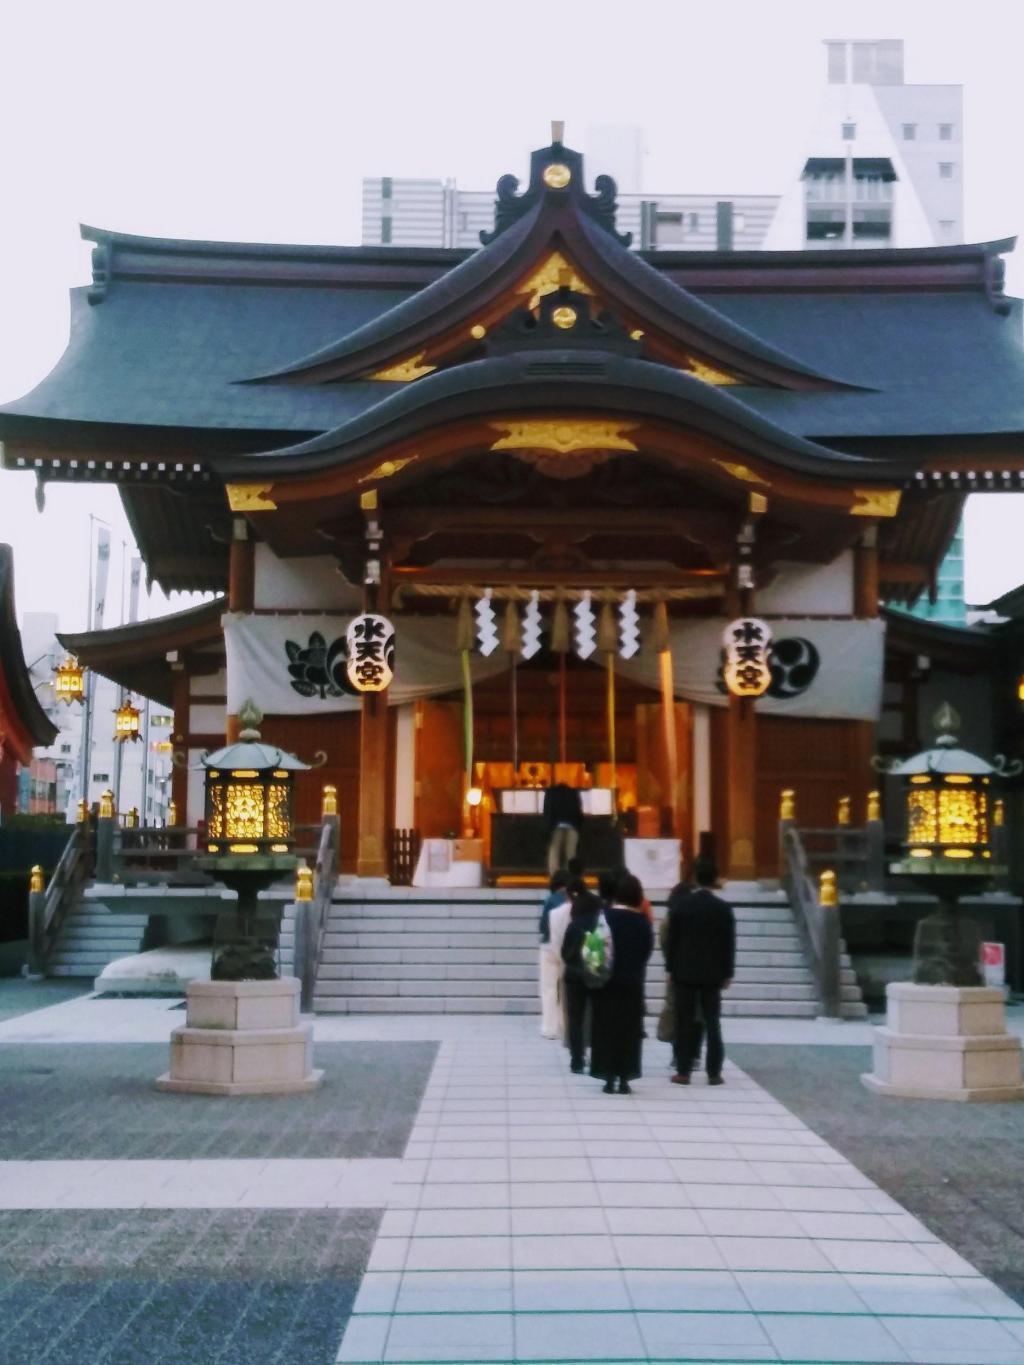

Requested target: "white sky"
[{"left": 1, "top": 0, "right": 1024, "bottom": 630}]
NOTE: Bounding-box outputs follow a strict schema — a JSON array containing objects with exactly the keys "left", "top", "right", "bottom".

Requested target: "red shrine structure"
[
  {"left": 5, "top": 134, "right": 1024, "bottom": 883},
  {"left": 0, "top": 547, "right": 58, "bottom": 817}
]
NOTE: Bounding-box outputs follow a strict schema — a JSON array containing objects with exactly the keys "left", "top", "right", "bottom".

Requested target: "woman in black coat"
[
  {"left": 561, "top": 889, "right": 602, "bottom": 1073},
  {"left": 589, "top": 874, "right": 654, "bottom": 1094}
]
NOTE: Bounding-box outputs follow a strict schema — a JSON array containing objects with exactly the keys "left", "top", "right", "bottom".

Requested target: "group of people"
[{"left": 538, "top": 856, "right": 735, "bottom": 1093}]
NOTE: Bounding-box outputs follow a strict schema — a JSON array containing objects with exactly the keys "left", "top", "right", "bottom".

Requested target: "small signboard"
[{"left": 981, "top": 941, "right": 1006, "bottom": 989}]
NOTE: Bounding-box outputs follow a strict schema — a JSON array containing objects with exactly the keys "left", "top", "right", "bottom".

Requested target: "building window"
[
  {"left": 458, "top": 211, "right": 469, "bottom": 232},
  {"left": 841, "top": 122, "right": 856, "bottom": 141},
  {"left": 902, "top": 123, "right": 916, "bottom": 140},
  {"left": 60, "top": 743, "right": 71, "bottom": 754},
  {"left": 151, "top": 714, "right": 172, "bottom": 727},
  {"left": 381, "top": 177, "right": 392, "bottom": 201},
  {"left": 939, "top": 123, "right": 954, "bottom": 140},
  {"left": 381, "top": 218, "right": 392, "bottom": 244},
  {"left": 653, "top": 211, "right": 685, "bottom": 246},
  {"left": 688, "top": 212, "right": 699, "bottom": 231},
  {"left": 938, "top": 162, "right": 954, "bottom": 180},
  {"left": 92, "top": 772, "right": 109, "bottom": 783},
  {"left": 734, "top": 212, "right": 746, "bottom": 233}
]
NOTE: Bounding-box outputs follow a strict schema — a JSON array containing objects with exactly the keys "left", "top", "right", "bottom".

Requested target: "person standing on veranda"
[
  {"left": 542, "top": 781, "right": 583, "bottom": 877},
  {"left": 664, "top": 857, "right": 735, "bottom": 1086},
  {"left": 538, "top": 870, "right": 569, "bottom": 1038}
]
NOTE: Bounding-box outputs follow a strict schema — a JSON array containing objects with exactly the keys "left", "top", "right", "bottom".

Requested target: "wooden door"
[{"left": 414, "top": 700, "right": 465, "bottom": 838}]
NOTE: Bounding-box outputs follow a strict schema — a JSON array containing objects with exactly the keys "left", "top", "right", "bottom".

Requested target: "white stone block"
[{"left": 863, "top": 982, "right": 1024, "bottom": 1102}]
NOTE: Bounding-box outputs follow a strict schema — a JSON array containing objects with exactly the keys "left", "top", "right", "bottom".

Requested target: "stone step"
[
  {"left": 326, "top": 902, "right": 796, "bottom": 924},
  {"left": 311, "top": 995, "right": 832, "bottom": 1018},
  {"left": 315, "top": 961, "right": 820, "bottom": 986}
]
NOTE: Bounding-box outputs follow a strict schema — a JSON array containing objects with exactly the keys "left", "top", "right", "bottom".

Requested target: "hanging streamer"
[
  {"left": 659, "top": 648, "right": 679, "bottom": 836},
  {"left": 521, "top": 590, "right": 542, "bottom": 659},
  {"left": 461, "top": 646, "right": 474, "bottom": 780},
  {"left": 619, "top": 589, "right": 640, "bottom": 659},
  {"left": 574, "top": 590, "right": 596, "bottom": 659},
  {"left": 475, "top": 591, "right": 499, "bottom": 656},
  {"left": 599, "top": 597, "right": 618, "bottom": 796}
]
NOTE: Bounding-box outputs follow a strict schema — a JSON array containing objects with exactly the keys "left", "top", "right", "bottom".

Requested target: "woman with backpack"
[
  {"left": 588, "top": 873, "right": 654, "bottom": 1095},
  {"left": 560, "top": 886, "right": 602, "bottom": 1074}
]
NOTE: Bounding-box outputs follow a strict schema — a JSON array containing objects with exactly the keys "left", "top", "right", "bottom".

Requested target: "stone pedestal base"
[
  {"left": 862, "top": 983, "right": 1024, "bottom": 1103},
  {"left": 156, "top": 978, "right": 323, "bottom": 1096}
]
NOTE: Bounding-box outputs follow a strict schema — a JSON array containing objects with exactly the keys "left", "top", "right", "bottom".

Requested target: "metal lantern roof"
[
  {"left": 200, "top": 699, "right": 310, "bottom": 772},
  {"left": 889, "top": 733, "right": 999, "bottom": 778}
]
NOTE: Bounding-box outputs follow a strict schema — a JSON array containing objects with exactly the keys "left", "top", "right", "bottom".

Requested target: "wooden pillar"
[
  {"left": 357, "top": 692, "right": 390, "bottom": 878},
  {"left": 725, "top": 695, "right": 758, "bottom": 881},
  {"left": 852, "top": 526, "right": 880, "bottom": 805},
  {"left": 170, "top": 661, "right": 190, "bottom": 820},
  {"left": 853, "top": 526, "right": 879, "bottom": 620},
  {"left": 225, "top": 519, "right": 255, "bottom": 744},
  {"left": 356, "top": 490, "right": 390, "bottom": 879}
]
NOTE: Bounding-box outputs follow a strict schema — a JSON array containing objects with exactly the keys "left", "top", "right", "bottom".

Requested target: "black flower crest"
[{"left": 285, "top": 632, "right": 357, "bottom": 699}]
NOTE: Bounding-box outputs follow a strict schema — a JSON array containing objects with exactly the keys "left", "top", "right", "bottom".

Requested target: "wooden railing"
[
  {"left": 26, "top": 826, "right": 91, "bottom": 976},
  {"left": 779, "top": 822, "right": 842, "bottom": 1019},
  {"left": 294, "top": 814, "right": 340, "bottom": 1012},
  {"left": 389, "top": 828, "right": 421, "bottom": 887}
]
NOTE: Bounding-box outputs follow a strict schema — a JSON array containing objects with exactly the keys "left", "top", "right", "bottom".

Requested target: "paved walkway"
[
  {"left": 335, "top": 1035, "right": 1024, "bottom": 1364},
  {"left": 2, "top": 990, "right": 1024, "bottom": 1362}
]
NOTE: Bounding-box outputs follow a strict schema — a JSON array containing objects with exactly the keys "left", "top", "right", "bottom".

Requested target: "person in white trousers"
[{"left": 538, "top": 871, "right": 569, "bottom": 1038}]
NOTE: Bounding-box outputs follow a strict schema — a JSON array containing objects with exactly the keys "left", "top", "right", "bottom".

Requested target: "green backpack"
[{"left": 581, "top": 912, "right": 614, "bottom": 989}]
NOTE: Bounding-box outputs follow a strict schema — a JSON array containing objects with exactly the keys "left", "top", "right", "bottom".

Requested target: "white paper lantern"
[{"left": 346, "top": 614, "right": 395, "bottom": 692}]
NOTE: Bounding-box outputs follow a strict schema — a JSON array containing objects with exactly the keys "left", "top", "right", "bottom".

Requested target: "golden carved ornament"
[
  {"left": 295, "top": 862, "right": 314, "bottom": 902},
  {"left": 748, "top": 491, "right": 768, "bottom": 515},
  {"left": 489, "top": 420, "right": 638, "bottom": 456},
  {"left": 837, "top": 796, "right": 851, "bottom": 826},
  {"left": 367, "top": 352, "right": 436, "bottom": 382},
  {"left": 470, "top": 324, "right": 487, "bottom": 340},
  {"left": 227, "top": 483, "right": 277, "bottom": 512},
  {"left": 994, "top": 797, "right": 1005, "bottom": 828},
  {"left": 850, "top": 488, "right": 901, "bottom": 518},
  {"left": 779, "top": 788, "right": 796, "bottom": 821},
  {"left": 630, "top": 328, "right": 644, "bottom": 340},
  {"left": 685, "top": 356, "right": 741, "bottom": 386},
  {"left": 517, "top": 251, "right": 593, "bottom": 310},
  {"left": 99, "top": 789, "right": 115, "bottom": 820},
  {"left": 867, "top": 790, "right": 881, "bottom": 822},
  {"left": 357, "top": 455, "right": 418, "bottom": 484},
  {"left": 713, "top": 459, "right": 770, "bottom": 488},
  {"left": 551, "top": 306, "right": 577, "bottom": 330},
  {"left": 819, "top": 869, "right": 838, "bottom": 906},
  {"left": 30, "top": 865, "right": 45, "bottom": 894},
  {"left": 542, "top": 162, "right": 572, "bottom": 188},
  {"left": 322, "top": 783, "right": 338, "bottom": 817}
]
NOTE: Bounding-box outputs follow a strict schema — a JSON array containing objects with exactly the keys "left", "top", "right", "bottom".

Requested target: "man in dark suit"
[
  {"left": 663, "top": 857, "right": 735, "bottom": 1086},
  {"left": 542, "top": 782, "right": 584, "bottom": 876}
]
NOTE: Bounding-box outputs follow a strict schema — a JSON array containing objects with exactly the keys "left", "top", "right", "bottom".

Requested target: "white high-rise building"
[{"left": 765, "top": 39, "right": 963, "bottom": 249}]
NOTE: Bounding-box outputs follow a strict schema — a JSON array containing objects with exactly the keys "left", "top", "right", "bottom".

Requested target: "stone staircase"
[
  {"left": 313, "top": 887, "right": 867, "bottom": 1018},
  {"left": 48, "top": 902, "right": 149, "bottom": 979}
]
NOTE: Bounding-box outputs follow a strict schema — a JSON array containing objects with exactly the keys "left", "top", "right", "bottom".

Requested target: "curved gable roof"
[
  {"left": 0, "top": 546, "right": 59, "bottom": 759},
  {"left": 251, "top": 139, "right": 854, "bottom": 392}
]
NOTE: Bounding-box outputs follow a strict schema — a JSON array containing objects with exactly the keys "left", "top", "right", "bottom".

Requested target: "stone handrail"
[
  {"left": 780, "top": 822, "right": 842, "bottom": 1018},
  {"left": 295, "top": 814, "right": 340, "bottom": 1013},
  {"left": 27, "top": 825, "right": 90, "bottom": 976}
]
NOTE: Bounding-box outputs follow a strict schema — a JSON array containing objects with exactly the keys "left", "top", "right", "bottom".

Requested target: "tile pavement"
[{"left": 337, "top": 1032, "right": 1024, "bottom": 1364}]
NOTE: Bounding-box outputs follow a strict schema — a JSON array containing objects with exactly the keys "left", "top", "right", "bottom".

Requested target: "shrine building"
[{"left": 5, "top": 131, "right": 1024, "bottom": 885}]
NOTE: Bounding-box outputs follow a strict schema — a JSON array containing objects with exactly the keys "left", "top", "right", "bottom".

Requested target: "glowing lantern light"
[
  {"left": 54, "top": 656, "right": 85, "bottom": 705},
  {"left": 201, "top": 699, "right": 308, "bottom": 858},
  {"left": 114, "top": 697, "right": 142, "bottom": 742}
]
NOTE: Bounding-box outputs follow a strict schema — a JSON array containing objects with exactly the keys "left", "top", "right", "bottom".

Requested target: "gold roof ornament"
[
  {"left": 850, "top": 488, "right": 901, "bottom": 518},
  {"left": 489, "top": 420, "right": 637, "bottom": 456},
  {"left": 518, "top": 252, "right": 593, "bottom": 310},
  {"left": 685, "top": 357, "right": 741, "bottom": 386},
  {"left": 551, "top": 305, "right": 577, "bottom": 330},
  {"left": 542, "top": 162, "right": 572, "bottom": 189},
  {"left": 226, "top": 483, "right": 277, "bottom": 512},
  {"left": 367, "top": 352, "right": 436, "bottom": 382}
]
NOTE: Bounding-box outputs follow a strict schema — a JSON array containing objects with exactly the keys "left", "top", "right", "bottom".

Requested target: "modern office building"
[{"left": 765, "top": 39, "right": 963, "bottom": 250}]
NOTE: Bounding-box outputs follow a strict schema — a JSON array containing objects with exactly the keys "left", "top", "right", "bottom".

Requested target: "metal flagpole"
[{"left": 112, "top": 542, "right": 127, "bottom": 811}]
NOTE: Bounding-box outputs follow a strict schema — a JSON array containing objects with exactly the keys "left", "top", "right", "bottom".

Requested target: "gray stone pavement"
[
  {"left": 0, "top": 1208, "right": 379, "bottom": 1365},
  {"left": 0, "top": 1042, "right": 437, "bottom": 1160},
  {"left": 732, "top": 1044, "right": 1024, "bottom": 1310}
]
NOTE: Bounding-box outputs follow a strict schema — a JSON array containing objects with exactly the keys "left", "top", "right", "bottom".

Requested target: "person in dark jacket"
[
  {"left": 589, "top": 873, "right": 654, "bottom": 1094},
  {"left": 664, "top": 857, "right": 735, "bottom": 1086},
  {"left": 560, "top": 887, "right": 601, "bottom": 1073},
  {"left": 542, "top": 782, "right": 584, "bottom": 876}
]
